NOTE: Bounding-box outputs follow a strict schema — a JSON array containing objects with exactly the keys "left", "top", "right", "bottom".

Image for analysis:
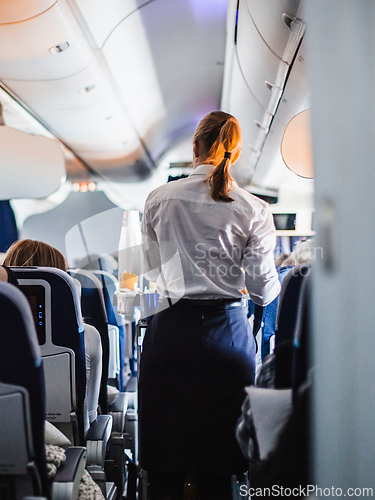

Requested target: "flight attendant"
[{"left": 139, "top": 111, "right": 280, "bottom": 499}]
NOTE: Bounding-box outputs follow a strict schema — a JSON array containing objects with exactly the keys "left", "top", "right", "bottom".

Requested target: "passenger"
[
  {"left": 140, "top": 111, "right": 280, "bottom": 499},
  {"left": 3, "top": 239, "right": 102, "bottom": 434},
  {"left": 274, "top": 252, "right": 291, "bottom": 268},
  {"left": 260, "top": 240, "right": 314, "bottom": 362},
  {"left": 280, "top": 239, "right": 313, "bottom": 268}
]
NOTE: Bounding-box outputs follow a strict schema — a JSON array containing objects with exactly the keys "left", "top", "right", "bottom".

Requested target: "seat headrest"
[
  {"left": 0, "top": 281, "right": 42, "bottom": 367},
  {"left": 11, "top": 267, "right": 84, "bottom": 334}
]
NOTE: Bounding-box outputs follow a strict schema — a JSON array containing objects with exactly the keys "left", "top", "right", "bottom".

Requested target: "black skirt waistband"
[{"left": 169, "top": 298, "right": 244, "bottom": 309}]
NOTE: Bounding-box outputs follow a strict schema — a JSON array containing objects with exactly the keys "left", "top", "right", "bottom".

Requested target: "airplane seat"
[
  {"left": 11, "top": 267, "right": 86, "bottom": 446},
  {"left": 290, "top": 270, "right": 312, "bottom": 403},
  {"left": 68, "top": 269, "right": 130, "bottom": 496},
  {"left": 10, "top": 267, "right": 117, "bottom": 499},
  {"left": 68, "top": 270, "right": 130, "bottom": 428},
  {"left": 236, "top": 272, "right": 312, "bottom": 490},
  {"left": 0, "top": 281, "right": 86, "bottom": 500},
  {"left": 91, "top": 268, "right": 127, "bottom": 391},
  {"left": 68, "top": 269, "right": 110, "bottom": 415},
  {"left": 274, "top": 263, "right": 311, "bottom": 389}
]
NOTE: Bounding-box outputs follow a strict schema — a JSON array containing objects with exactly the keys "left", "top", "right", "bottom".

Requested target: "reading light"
[
  {"left": 79, "top": 85, "right": 96, "bottom": 94},
  {"left": 49, "top": 42, "right": 70, "bottom": 54}
]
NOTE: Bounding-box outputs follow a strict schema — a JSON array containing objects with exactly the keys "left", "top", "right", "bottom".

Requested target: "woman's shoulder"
[{"left": 231, "top": 184, "right": 270, "bottom": 216}]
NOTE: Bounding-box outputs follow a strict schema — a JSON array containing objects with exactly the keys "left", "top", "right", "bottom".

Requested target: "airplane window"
[{"left": 281, "top": 110, "right": 314, "bottom": 179}]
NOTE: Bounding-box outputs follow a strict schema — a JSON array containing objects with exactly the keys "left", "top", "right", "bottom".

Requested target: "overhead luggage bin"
[
  {"left": 0, "top": 126, "right": 66, "bottom": 200},
  {"left": 69, "top": 0, "right": 151, "bottom": 50},
  {"left": 0, "top": 3, "right": 89, "bottom": 81},
  {"left": 251, "top": 40, "right": 309, "bottom": 188},
  {"left": 236, "top": 0, "right": 289, "bottom": 113},
  {"left": 0, "top": 0, "right": 55, "bottom": 24},
  {"left": 245, "top": 0, "right": 305, "bottom": 63}
]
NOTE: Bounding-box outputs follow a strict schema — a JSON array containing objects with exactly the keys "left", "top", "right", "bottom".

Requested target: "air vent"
[{"left": 79, "top": 85, "right": 96, "bottom": 94}]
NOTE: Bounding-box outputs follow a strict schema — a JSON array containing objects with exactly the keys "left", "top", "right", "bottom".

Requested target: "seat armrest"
[
  {"left": 108, "top": 392, "right": 128, "bottom": 433},
  {"left": 52, "top": 447, "right": 86, "bottom": 500},
  {"left": 86, "top": 414, "right": 112, "bottom": 441},
  {"left": 86, "top": 415, "right": 112, "bottom": 467},
  {"left": 108, "top": 392, "right": 127, "bottom": 414},
  {"left": 125, "top": 376, "right": 137, "bottom": 411},
  {"left": 125, "top": 377, "right": 137, "bottom": 393}
]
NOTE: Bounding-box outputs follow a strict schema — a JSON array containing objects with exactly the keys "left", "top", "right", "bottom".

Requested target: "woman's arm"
[
  {"left": 141, "top": 204, "right": 162, "bottom": 283},
  {"left": 243, "top": 205, "right": 281, "bottom": 306}
]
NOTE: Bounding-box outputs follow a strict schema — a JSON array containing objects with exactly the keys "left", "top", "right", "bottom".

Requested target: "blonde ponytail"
[
  {"left": 207, "top": 153, "right": 234, "bottom": 202},
  {"left": 193, "top": 111, "right": 241, "bottom": 202}
]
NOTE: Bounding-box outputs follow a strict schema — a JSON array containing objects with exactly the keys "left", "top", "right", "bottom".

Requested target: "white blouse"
[{"left": 141, "top": 164, "right": 280, "bottom": 306}]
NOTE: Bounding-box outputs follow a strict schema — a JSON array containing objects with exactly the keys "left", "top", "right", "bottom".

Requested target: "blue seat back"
[
  {"left": 11, "top": 267, "right": 86, "bottom": 445},
  {"left": 0, "top": 281, "right": 49, "bottom": 496},
  {"left": 69, "top": 269, "right": 109, "bottom": 414},
  {"left": 276, "top": 264, "right": 311, "bottom": 345},
  {"left": 274, "top": 264, "right": 311, "bottom": 389},
  {"left": 91, "top": 269, "right": 127, "bottom": 391}
]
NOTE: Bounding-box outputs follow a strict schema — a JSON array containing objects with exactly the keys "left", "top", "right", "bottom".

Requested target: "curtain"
[{"left": 0, "top": 200, "right": 18, "bottom": 253}]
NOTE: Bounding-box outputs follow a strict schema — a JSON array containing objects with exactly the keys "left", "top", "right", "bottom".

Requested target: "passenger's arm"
[
  {"left": 83, "top": 324, "right": 102, "bottom": 426},
  {"left": 0, "top": 265, "right": 19, "bottom": 287},
  {"left": 141, "top": 204, "right": 161, "bottom": 283},
  {"left": 243, "top": 205, "right": 280, "bottom": 306}
]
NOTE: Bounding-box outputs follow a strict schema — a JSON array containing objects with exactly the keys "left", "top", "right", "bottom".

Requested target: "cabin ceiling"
[
  {"left": 0, "top": 0, "right": 227, "bottom": 182},
  {"left": 0, "top": 0, "right": 311, "bottom": 197}
]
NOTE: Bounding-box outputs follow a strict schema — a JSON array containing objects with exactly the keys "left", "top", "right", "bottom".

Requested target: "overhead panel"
[
  {"left": 27, "top": 100, "right": 137, "bottom": 153},
  {"left": 0, "top": 1, "right": 141, "bottom": 170},
  {"left": 0, "top": 3, "right": 90, "bottom": 80},
  {"left": 236, "top": 0, "right": 288, "bottom": 114},
  {"left": 67, "top": 0, "right": 152, "bottom": 49},
  {"left": 245, "top": 0, "right": 303, "bottom": 63},
  {"left": 0, "top": 0, "right": 55, "bottom": 24},
  {"left": 2, "top": 65, "right": 107, "bottom": 109},
  {"left": 0, "top": 0, "right": 227, "bottom": 182},
  {"left": 101, "top": 6, "right": 166, "bottom": 139}
]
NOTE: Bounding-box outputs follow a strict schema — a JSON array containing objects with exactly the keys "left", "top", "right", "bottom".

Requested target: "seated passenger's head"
[
  {"left": 282, "top": 240, "right": 314, "bottom": 267},
  {"left": 4, "top": 239, "right": 67, "bottom": 271},
  {"left": 193, "top": 111, "right": 242, "bottom": 202},
  {"left": 275, "top": 253, "right": 291, "bottom": 267}
]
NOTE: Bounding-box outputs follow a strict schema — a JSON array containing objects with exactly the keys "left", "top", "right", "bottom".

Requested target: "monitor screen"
[
  {"left": 273, "top": 213, "right": 297, "bottom": 231},
  {"left": 20, "top": 285, "right": 46, "bottom": 345}
]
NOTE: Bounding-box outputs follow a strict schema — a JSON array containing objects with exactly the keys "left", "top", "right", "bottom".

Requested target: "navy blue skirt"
[{"left": 138, "top": 299, "right": 255, "bottom": 475}]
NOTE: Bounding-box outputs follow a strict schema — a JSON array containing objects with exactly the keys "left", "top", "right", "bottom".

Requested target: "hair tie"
[{"left": 224, "top": 151, "right": 232, "bottom": 159}]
